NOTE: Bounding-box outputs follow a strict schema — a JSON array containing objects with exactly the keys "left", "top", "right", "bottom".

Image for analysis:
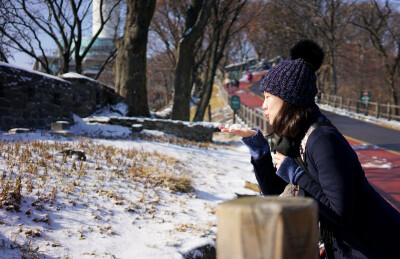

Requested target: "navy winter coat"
[{"left": 249, "top": 110, "right": 400, "bottom": 258}]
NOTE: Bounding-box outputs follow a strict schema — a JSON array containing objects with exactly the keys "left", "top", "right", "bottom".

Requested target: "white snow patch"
[{"left": 0, "top": 61, "right": 69, "bottom": 83}]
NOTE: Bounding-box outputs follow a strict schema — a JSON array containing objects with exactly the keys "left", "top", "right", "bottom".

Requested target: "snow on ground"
[
  {"left": 1, "top": 100, "right": 399, "bottom": 258},
  {"left": 0, "top": 108, "right": 257, "bottom": 258}
]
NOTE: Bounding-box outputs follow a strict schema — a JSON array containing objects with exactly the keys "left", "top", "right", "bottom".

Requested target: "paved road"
[
  {"left": 321, "top": 110, "right": 400, "bottom": 211},
  {"left": 321, "top": 110, "right": 400, "bottom": 152}
]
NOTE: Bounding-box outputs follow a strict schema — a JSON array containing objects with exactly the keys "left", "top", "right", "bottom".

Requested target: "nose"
[{"left": 262, "top": 100, "right": 268, "bottom": 110}]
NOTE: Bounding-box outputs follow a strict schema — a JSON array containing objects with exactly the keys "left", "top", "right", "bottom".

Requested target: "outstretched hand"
[{"left": 219, "top": 125, "right": 256, "bottom": 138}]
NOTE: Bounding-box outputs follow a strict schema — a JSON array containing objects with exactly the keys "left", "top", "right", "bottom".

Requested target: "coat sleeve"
[
  {"left": 251, "top": 152, "right": 287, "bottom": 195},
  {"left": 296, "top": 130, "right": 356, "bottom": 227}
]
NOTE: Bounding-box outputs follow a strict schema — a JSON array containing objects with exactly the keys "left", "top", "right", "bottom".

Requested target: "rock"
[
  {"left": 58, "top": 149, "right": 86, "bottom": 161},
  {"left": 182, "top": 243, "right": 216, "bottom": 259},
  {"left": 51, "top": 121, "right": 70, "bottom": 131},
  {"left": 49, "top": 130, "right": 75, "bottom": 137},
  {"left": 132, "top": 124, "right": 143, "bottom": 133},
  {"left": 8, "top": 128, "right": 31, "bottom": 134}
]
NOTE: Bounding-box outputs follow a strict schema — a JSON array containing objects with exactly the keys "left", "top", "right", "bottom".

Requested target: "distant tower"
[
  {"left": 35, "top": 0, "right": 120, "bottom": 85},
  {"left": 92, "top": 0, "right": 118, "bottom": 39},
  {"left": 73, "top": 0, "right": 120, "bottom": 85}
]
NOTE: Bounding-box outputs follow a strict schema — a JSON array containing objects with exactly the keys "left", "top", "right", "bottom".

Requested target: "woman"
[{"left": 220, "top": 40, "right": 400, "bottom": 258}]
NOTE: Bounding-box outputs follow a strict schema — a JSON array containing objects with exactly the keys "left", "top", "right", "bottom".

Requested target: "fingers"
[
  {"left": 219, "top": 126, "right": 256, "bottom": 138},
  {"left": 273, "top": 152, "right": 286, "bottom": 170}
]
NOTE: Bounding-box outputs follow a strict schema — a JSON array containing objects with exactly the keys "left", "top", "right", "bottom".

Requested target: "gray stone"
[
  {"left": 182, "top": 243, "right": 216, "bottom": 259},
  {"left": 132, "top": 124, "right": 143, "bottom": 133},
  {"left": 49, "top": 130, "right": 75, "bottom": 137},
  {"left": 85, "top": 116, "right": 219, "bottom": 142},
  {"left": 51, "top": 121, "right": 70, "bottom": 131},
  {"left": 8, "top": 128, "right": 31, "bottom": 134}
]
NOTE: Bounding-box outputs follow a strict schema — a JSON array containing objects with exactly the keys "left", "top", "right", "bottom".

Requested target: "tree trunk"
[
  {"left": 384, "top": 68, "right": 398, "bottom": 115},
  {"left": 171, "top": 0, "right": 212, "bottom": 121},
  {"left": 114, "top": 0, "right": 156, "bottom": 117},
  {"left": 171, "top": 41, "right": 195, "bottom": 120},
  {"left": 193, "top": 0, "right": 246, "bottom": 121},
  {"left": 62, "top": 52, "right": 70, "bottom": 74},
  {"left": 193, "top": 41, "right": 217, "bottom": 122}
]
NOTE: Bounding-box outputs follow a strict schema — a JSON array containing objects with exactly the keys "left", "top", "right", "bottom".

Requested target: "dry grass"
[
  {"left": 0, "top": 135, "right": 219, "bottom": 258},
  {"left": 209, "top": 84, "right": 229, "bottom": 111},
  {"left": 0, "top": 138, "right": 194, "bottom": 214}
]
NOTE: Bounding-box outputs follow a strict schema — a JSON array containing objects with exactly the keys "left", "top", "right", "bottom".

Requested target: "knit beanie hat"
[{"left": 259, "top": 40, "right": 324, "bottom": 108}]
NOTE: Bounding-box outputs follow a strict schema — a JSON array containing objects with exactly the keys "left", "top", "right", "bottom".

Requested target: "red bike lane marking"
[
  {"left": 224, "top": 72, "right": 265, "bottom": 108},
  {"left": 346, "top": 136, "right": 400, "bottom": 211}
]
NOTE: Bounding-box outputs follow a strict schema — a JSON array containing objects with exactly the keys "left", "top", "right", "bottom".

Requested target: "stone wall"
[
  {"left": 85, "top": 116, "right": 220, "bottom": 142},
  {"left": 0, "top": 63, "right": 73, "bottom": 130},
  {"left": 60, "top": 73, "right": 121, "bottom": 118},
  {"left": 0, "top": 62, "right": 121, "bottom": 131}
]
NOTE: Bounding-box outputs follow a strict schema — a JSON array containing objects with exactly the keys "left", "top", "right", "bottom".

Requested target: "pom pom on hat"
[
  {"left": 259, "top": 39, "right": 324, "bottom": 108},
  {"left": 290, "top": 39, "right": 324, "bottom": 72}
]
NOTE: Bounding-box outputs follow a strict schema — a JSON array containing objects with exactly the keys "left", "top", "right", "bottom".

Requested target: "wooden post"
[
  {"left": 376, "top": 103, "right": 379, "bottom": 119},
  {"left": 217, "top": 197, "right": 319, "bottom": 259},
  {"left": 356, "top": 100, "right": 360, "bottom": 113}
]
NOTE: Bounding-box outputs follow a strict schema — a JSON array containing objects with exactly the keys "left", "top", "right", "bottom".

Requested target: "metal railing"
[
  {"left": 320, "top": 93, "right": 400, "bottom": 121},
  {"left": 218, "top": 82, "right": 400, "bottom": 134},
  {"left": 217, "top": 81, "right": 270, "bottom": 134}
]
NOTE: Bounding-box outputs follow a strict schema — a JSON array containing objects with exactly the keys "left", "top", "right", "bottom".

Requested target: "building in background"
[{"left": 34, "top": 0, "right": 120, "bottom": 86}]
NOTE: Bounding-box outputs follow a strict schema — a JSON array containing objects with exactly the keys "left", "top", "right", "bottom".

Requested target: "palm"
[{"left": 219, "top": 126, "right": 256, "bottom": 138}]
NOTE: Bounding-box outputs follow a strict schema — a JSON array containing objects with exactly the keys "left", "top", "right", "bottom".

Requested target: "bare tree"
[
  {"left": 146, "top": 0, "right": 188, "bottom": 112},
  {"left": 245, "top": 0, "right": 316, "bottom": 62},
  {"left": 147, "top": 52, "right": 175, "bottom": 111},
  {"left": 94, "top": 2, "right": 126, "bottom": 81},
  {"left": 171, "top": 0, "right": 213, "bottom": 121},
  {"left": 306, "top": 0, "right": 356, "bottom": 95},
  {"left": 94, "top": 48, "right": 117, "bottom": 80},
  {"left": 150, "top": 0, "right": 188, "bottom": 67},
  {"left": 351, "top": 0, "right": 400, "bottom": 109},
  {"left": 244, "top": 0, "right": 359, "bottom": 96},
  {"left": 71, "top": 0, "right": 122, "bottom": 74},
  {"left": 114, "top": 0, "right": 157, "bottom": 117},
  {"left": 0, "top": 0, "right": 10, "bottom": 62},
  {"left": 193, "top": 0, "right": 248, "bottom": 122},
  {"left": 0, "top": 0, "right": 121, "bottom": 74}
]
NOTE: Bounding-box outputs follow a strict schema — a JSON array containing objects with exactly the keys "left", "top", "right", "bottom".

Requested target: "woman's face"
[{"left": 262, "top": 92, "right": 284, "bottom": 125}]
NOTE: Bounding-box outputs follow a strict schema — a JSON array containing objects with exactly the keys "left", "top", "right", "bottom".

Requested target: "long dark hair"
[{"left": 271, "top": 102, "right": 314, "bottom": 139}]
